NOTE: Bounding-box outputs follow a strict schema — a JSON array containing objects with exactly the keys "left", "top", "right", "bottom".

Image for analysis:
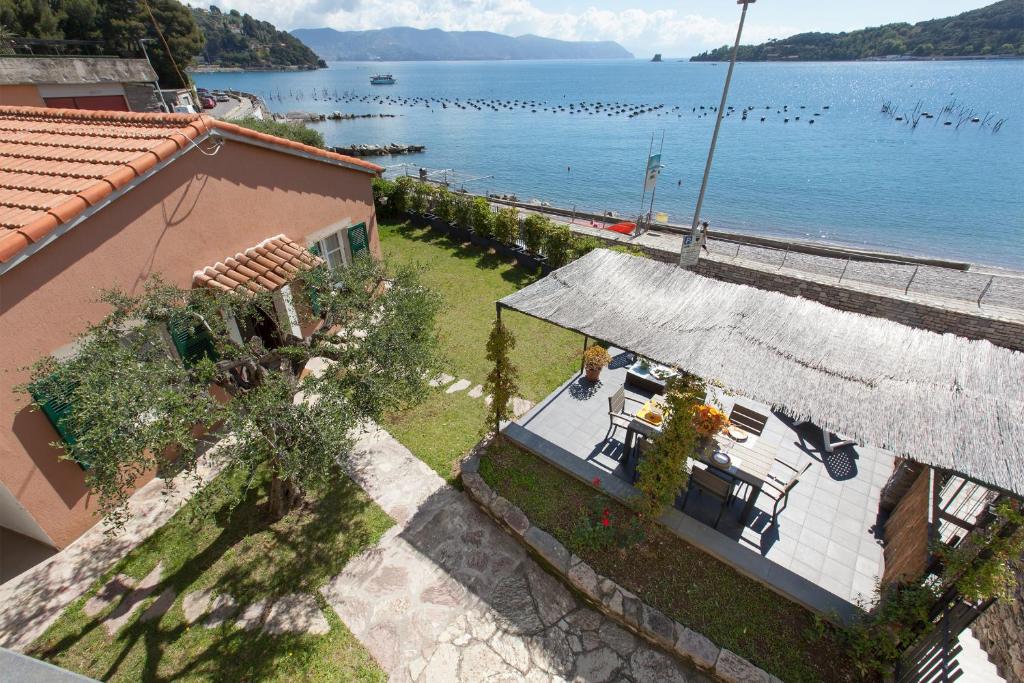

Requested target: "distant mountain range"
[
  {"left": 692, "top": 0, "right": 1023, "bottom": 62},
  {"left": 290, "top": 27, "right": 633, "bottom": 61}
]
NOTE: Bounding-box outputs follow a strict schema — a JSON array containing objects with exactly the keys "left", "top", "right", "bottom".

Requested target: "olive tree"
[{"left": 20, "top": 256, "right": 440, "bottom": 525}]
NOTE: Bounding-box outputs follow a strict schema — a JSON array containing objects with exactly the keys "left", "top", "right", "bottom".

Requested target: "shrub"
[
  {"left": 232, "top": 117, "right": 324, "bottom": 148},
  {"left": 493, "top": 207, "right": 520, "bottom": 246},
  {"left": 544, "top": 223, "right": 576, "bottom": 268},
  {"left": 433, "top": 186, "right": 456, "bottom": 223},
  {"left": 371, "top": 177, "right": 396, "bottom": 214},
  {"left": 610, "top": 244, "right": 646, "bottom": 258},
  {"left": 409, "top": 181, "right": 434, "bottom": 215},
  {"left": 453, "top": 194, "right": 473, "bottom": 230},
  {"left": 392, "top": 176, "right": 416, "bottom": 214},
  {"left": 569, "top": 495, "right": 645, "bottom": 552},
  {"left": 570, "top": 235, "right": 604, "bottom": 261},
  {"left": 634, "top": 374, "right": 706, "bottom": 516},
  {"left": 836, "top": 582, "right": 937, "bottom": 678},
  {"left": 522, "top": 214, "right": 551, "bottom": 255},
  {"left": 471, "top": 197, "right": 495, "bottom": 238}
]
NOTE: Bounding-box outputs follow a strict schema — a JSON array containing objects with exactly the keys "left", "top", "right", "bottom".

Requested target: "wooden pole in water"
[{"left": 682, "top": 0, "right": 755, "bottom": 266}]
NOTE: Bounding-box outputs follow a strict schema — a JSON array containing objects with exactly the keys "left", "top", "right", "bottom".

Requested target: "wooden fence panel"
[{"left": 883, "top": 468, "right": 933, "bottom": 586}]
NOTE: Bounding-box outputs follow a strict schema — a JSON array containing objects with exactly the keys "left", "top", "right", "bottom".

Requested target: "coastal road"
[
  {"left": 206, "top": 93, "right": 260, "bottom": 121},
  {"left": 504, "top": 204, "right": 1024, "bottom": 315}
]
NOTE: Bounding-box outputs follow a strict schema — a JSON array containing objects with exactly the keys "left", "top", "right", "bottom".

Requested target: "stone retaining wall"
[
  {"left": 461, "top": 450, "right": 780, "bottom": 683},
  {"left": 692, "top": 258, "right": 1024, "bottom": 352},
  {"left": 560, "top": 228, "right": 1024, "bottom": 351},
  {"left": 971, "top": 558, "right": 1024, "bottom": 683}
]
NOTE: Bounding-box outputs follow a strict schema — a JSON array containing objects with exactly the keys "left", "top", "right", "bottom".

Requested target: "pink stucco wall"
[{"left": 0, "top": 139, "right": 379, "bottom": 549}]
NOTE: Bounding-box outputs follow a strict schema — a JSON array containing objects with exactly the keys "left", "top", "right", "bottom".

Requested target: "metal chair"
[
  {"left": 606, "top": 385, "right": 643, "bottom": 441},
  {"left": 680, "top": 467, "right": 733, "bottom": 528},
  {"left": 760, "top": 460, "right": 811, "bottom": 522}
]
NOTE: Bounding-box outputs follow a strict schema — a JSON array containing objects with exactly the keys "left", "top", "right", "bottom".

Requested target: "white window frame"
[
  {"left": 306, "top": 220, "right": 360, "bottom": 270},
  {"left": 316, "top": 230, "right": 350, "bottom": 270}
]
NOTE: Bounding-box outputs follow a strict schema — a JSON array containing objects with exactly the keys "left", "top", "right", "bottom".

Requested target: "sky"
[{"left": 205, "top": 0, "right": 997, "bottom": 57}]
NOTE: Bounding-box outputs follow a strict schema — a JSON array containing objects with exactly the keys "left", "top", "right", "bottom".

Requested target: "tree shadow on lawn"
[
  {"left": 30, "top": 475, "right": 387, "bottom": 682},
  {"left": 386, "top": 220, "right": 538, "bottom": 288}
]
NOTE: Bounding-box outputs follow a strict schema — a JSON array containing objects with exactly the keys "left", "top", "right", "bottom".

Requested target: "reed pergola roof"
[{"left": 499, "top": 249, "right": 1024, "bottom": 497}]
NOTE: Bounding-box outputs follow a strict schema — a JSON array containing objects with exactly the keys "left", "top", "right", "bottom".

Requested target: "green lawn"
[
  {"left": 479, "top": 439, "right": 857, "bottom": 683},
  {"left": 28, "top": 218, "right": 581, "bottom": 680},
  {"left": 378, "top": 219, "right": 582, "bottom": 479},
  {"left": 30, "top": 468, "right": 392, "bottom": 682}
]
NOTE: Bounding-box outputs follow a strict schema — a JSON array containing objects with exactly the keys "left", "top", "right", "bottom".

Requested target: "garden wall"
[
  {"left": 461, "top": 444, "right": 780, "bottom": 683},
  {"left": 972, "top": 558, "right": 1024, "bottom": 683}
]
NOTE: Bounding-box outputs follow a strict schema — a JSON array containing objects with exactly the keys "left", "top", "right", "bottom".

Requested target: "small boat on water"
[{"left": 370, "top": 74, "right": 396, "bottom": 85}]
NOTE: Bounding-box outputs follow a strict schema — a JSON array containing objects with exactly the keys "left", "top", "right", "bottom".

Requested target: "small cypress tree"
[{"left": 484, "top": 317, "right": 519, "bottom": 432}]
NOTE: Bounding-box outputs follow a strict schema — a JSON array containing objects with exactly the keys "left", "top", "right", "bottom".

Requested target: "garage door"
[{"left": 43, "top": 95, "right": 130, "bottom": 111}]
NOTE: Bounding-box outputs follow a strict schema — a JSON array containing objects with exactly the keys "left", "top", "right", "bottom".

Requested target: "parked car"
[
  {"left": 216, "top": 95, "right": 230, "bottom": 103},
  {"left": 201, "top": 96, "right": 216, "bottom": 109}
]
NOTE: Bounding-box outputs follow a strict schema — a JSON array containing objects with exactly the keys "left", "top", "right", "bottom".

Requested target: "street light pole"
[{"left": 681, "top": 0, "right": 755, "bottom": 265}]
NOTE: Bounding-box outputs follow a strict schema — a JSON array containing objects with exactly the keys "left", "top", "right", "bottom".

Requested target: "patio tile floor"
[{"left": 508, "top": 351, "right": 893, "bottom": 611}]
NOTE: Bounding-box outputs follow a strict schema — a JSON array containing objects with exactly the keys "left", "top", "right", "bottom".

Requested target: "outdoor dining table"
[{"left": 624, "top": 399, "right": 778, "bottom": 524}]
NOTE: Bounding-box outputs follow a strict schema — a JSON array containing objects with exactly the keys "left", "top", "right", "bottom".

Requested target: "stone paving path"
[
  {"left": 322, "top": 424, "right": 708, "bottom": 683},
  {"left": 429, "top": 373, "right": 535, "bottom": 418},
  {"left": 0, "top": 442, "right": 223, "bottom": 652}
]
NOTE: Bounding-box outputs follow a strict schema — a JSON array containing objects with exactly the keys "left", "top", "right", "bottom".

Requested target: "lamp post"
[{"left": 681, "top": 0, "right": 755, "bottom": 266}]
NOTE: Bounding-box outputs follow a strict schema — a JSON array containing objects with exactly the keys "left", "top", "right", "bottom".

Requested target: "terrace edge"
[{"left": 460, "top": 437, "right": 782, "bottom": 683}]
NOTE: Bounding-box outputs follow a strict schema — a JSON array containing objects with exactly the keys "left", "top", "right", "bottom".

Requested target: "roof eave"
[
  {"left": 0, "top": 130, "right": 208, "bottom": 276},
  {"left": 208, "top": 119, "right": 383, "bottom": 176}
]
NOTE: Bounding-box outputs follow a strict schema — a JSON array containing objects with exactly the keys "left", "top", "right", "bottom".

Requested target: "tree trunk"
[{"left": 268, "top": 473, "right": 302, "bottom": 518}]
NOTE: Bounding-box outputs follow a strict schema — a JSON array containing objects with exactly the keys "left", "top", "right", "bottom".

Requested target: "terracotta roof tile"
[
  {"left": 0, "top": 106, "right": 382, "bottom": 266},
  {"left": 192, "top": 234, "right": 323, "bottom": 295}
]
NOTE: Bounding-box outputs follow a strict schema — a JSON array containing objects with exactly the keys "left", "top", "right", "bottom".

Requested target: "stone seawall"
[
  {"left": 692, "top": 257, "right": 1024, "bottom": 352},
  {"left": 571, "top": 228, "right": 1024, "bottom": 352}
]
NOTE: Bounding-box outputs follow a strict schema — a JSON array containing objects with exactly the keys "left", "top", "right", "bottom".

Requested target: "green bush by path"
[{"left": 232, "top": 117, "right": 325, "bottom": 149}]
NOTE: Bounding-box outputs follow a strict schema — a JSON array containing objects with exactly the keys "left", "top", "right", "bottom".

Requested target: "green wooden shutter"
[
  {"left": 306, "top": 244, "right": 324, "bottom": 317},
  {"left": 29, "top": 376, "right": 89, "bottom": 468},
  {"left": 348, "top": 222, "right": 369, "bottom": 258},
  {"left": 307, "top": 286, "right": 322, "bottom": 317},
  {"left": 169, "top": 315, "right": 217, "bottom": 367}
]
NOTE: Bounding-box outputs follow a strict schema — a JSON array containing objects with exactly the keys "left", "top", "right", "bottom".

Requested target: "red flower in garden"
[{"left": 601, "top": 517, "right": 610, "bottom": 527}]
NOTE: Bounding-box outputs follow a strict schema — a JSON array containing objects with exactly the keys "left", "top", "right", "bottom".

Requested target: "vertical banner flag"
[{"left": 643, "top": 153, "right": 662, "bottom": 193}]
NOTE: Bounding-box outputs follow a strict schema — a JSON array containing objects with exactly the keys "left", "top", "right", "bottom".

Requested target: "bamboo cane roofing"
[{"left": 499, "top": 249, "right": 1024, "bottom": 497}]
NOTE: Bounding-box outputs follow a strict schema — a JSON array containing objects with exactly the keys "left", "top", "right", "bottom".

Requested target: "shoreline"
[
  {"left": 189, "top": 65, "right": 323, "bottom": 74},
  {"left": 689, "top": 55, "right": 1024, "bottom": 64},
  {"left": 470, "top": 193, "right": 1023, "bottom": 274}
]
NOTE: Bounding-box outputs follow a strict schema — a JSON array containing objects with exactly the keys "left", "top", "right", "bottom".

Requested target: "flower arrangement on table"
[{"left": 693, "top": 404, "right": 730, "bottom": 437}]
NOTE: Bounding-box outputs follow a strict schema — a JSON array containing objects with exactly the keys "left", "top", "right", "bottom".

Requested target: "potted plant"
[{"left": 582, "top": 345, "right": 612, "bottom": 382}]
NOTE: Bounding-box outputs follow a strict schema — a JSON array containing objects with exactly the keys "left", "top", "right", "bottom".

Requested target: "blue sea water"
[{"left": 195, "top": 59, "right": 1024, "bottom": 268}]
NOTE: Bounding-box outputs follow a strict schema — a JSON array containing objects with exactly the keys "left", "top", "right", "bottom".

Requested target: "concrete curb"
[{"left": 460, "top": 444, "right": 780, "bottom": 683}]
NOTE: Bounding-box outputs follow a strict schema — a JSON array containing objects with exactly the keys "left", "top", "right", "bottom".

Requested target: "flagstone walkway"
[{"left": 324, "top": 424, "right": 708, "bottom": 683}]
